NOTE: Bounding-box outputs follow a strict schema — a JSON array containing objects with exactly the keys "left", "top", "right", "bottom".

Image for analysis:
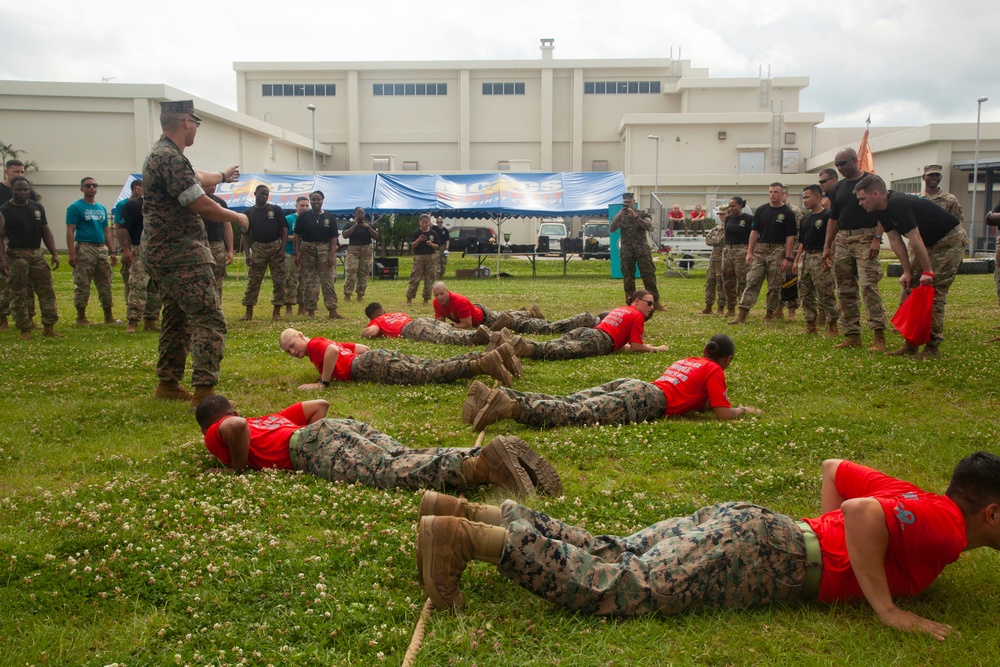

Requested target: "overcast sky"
[{"left": 2, "top": 0, "right": 997, "bottom": 128}]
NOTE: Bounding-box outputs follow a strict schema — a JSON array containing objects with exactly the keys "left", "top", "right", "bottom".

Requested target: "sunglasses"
[
  {"left": 834, "top": 159, "right": 854, "bottom": 168},
  {"left": 818, "top": 178, "right": 831, "bottom": 185},
  {"left": 82, "top": 183, "right": 98, "bottom": 188},
  {"left": 640, "top": 299, "right": 654, "bottom": 306}
]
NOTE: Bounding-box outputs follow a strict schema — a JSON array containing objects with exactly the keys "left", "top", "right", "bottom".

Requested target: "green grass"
[{"left": 2, "top": 253, "right": 999, "bottom": 666}]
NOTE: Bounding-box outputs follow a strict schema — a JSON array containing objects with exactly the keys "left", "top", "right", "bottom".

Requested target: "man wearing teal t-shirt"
[{"left": 66, "top": 177, "right": 118, "bottom": 326}]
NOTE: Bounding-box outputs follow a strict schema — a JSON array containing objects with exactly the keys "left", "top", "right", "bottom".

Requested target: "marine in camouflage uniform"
[
  {"left": 477, "top": 305, "right": 600, "bottom": 335},
  {"left": 731, "top": 189, "right": 797, "bottom": 322},
  {"left": 920, "top": 164, "right": 964, "bottom": 221},
  {"left": 342, "top": 207, "right": 376, "bottom": 301},
  {"left": 241, "top": 186, "right": 288, "bottom": 314},
  {"left": 526, "top": 327, "right": 616, "bottom": 361},
  {"left": 294, "top": 192, "right": 340, "bottom": 317},
  {"left": 124, "top": 245, "right": 162, "bottom": 324},
  {"left": 610, "top": 193, "right": 660, "bottom": 305},
  {"left": 400, "top": 318, "right": 481, "bottom": 345},
  {"left": 700, "top": 223, "right": 725, "bottom": 313},
  {"left": 407, "top": 215, "right": 439, "bottom": 303},
  {"left": 494, "top": 378, "right": 666, "bottom": 428},
  {"left": 204, "top": 185, "right": 232, "bottom": 301},
  {"left": 0, "top": 190, "right": 60, "bottom": 335},
  {"left": 66, "top": 181, "right": 116, "bottom": 322},
  {"left": 351, "top": 348, "right": 494, "bottom": 385}
]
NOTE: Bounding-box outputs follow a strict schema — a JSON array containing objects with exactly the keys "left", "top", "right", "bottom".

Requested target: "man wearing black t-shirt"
[
  {"left": 720, "top": 196, "right": 753, "bottom": 317},
  {"left": 342, "top": 206, "right": 377, "bottom": 302},
  {"left": 240, "top": 185, "right": 288, "bottom": 321},
  {"left": 294, "top": 190, "right": 343, "bottom": 320},
  {"left": 203, "top": 183, "right": 233, "bottom": 301},
  {"left": 119, "top": 181, "right": 162, "bottom": 333},
  {"left": 406, "top": 213, "right": 439, "bottom": 305},
  {"left": 0, "top": 177, "right": 62, "bottom": 338},
  {"left": 0, "top": 160, "right": 40, "bottom": 331},
  {"left": 114, "top": 180, "right": 143, "bottom": 308},
  {"left": 855, "top": 175, "right": 965, "bottom": 359},
  {"left": 792, "top": 185, "right": 837, "bottom": 335},
  {"left": 728, "top": 183, "right": 796, "bottom": 324},
  {"left": 822, "top": 148, "right": 887, "bottom": 351}
]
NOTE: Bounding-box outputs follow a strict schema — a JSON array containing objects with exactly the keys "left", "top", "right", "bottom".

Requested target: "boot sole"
[
  {"left": 462, "top": 381, "right": 490, "bottom": 424},
  {"left": 482, "top": 436, "right": 534, "bottom": 498},
  {"left": 416, "top": 516, "right": 465, "bottom": 611},
  {"left": 498, "top": 435, "right": 562, "bottom": 496}
]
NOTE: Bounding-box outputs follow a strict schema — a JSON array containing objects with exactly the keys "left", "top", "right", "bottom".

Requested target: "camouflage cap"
[
  {"left": 160, "top": 100, "right": 202, "bottom": 122},
  {"left": 622, "top": 192, "right": 636, "bottom": 201},
  {"left": 923, "top": 164, "right": 944, "bottom": 176}
]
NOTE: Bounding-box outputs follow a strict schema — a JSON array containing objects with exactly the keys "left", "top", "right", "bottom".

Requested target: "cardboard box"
[{"left": 455, "top": 269, "right": 476, "bottom": 278}]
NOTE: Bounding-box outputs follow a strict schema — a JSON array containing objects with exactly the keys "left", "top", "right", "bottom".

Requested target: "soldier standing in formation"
[
  {"left": 433, "top": 216, "right": 450, "bottom": 278},
  {"left": 698, "top": 215, "right": 725, "bottom": 315},
  {"left": 792, "top": 185, "right": 838, "bottom": 336},
  {"left": 66, "top": 177, "right": 118, "bottom": 326},
  {"left": 294, "top": 190, "right": 344, "bottom": 320},
  {"left": 342, "top": 206, "right": 377, "bottom": 303},
  {"left": 406, "top": 214, "right": 439, "bottom": 305},
  {"left": 610, "top": 192, "right": 664, "bottom": 311},
  {"left": 240, "top": 184, "right": 288, "bottom": 322},
  {"left": 202, "top": 182, "right": 234, "bottom": 301},
  {"left": 113, "top": 179, "right": 142, "bottom": 306},
  {"left": 118, "top": 179, "right": 162, "bottom": 334},
  {"left": 919, "top": 164, "right": 963, "bottom": 220},
  {"left": 283, "top": 196, "right": 308, "bottom": 316},
  {"left": 720, "top": 196, "right": 753, "bottom": 318}
]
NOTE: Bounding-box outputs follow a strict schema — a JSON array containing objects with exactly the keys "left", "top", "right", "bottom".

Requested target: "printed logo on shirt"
[
  {"left": 267, "top": 211, "right": 275, "bottom": 219},
  {"left": 776, "top": 214, "right": 785, "bottom": 222},
  {"left": 34, "top": 210, "right": 42, "bottom": 220},
  {"left": 814, "top": 219, "right": 823, "bottom": 229},
  {"left": 893, "top": 493, "right": 918, "bottom": 530},
  {"left": 249, "top": 414, "right": 295, "bottom": 431}
]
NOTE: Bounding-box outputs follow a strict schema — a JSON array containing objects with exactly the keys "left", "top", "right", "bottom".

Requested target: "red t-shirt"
[
  {"left": 652, "top": 357, "right": 730, "bottom": 416},
  {"left": 203, "top": 402, "right": 307, "bottom": 470},
  {"left": 306, "top": 337, "right": 358, "bottom": 381},
  {"left": 595, "top": 305, "right": 645, "bottom": 350},
  {"left": 803, "top": 461, "right": 967, "bottom": 603},
  {"left": 433, "top": 292, "right": 483, "bottom": 326},
  {"left": 668, "top": 210, "right": 685, "bottom": 221},
  {"left": 369, "top": 312, "right": 412, "bottom": 338}
]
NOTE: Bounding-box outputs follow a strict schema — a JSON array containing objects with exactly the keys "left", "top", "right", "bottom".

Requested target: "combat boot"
[
  {"left": 154, "top": 380, "right": 192, "bottom": 401},
  {"left": 328, "top": 308, "right": 345, "bottom": 320},
  {"left": 527, "top": 304, "right": 545, "bottom": 320},
  {"left": 786, "top": 307, "right": 797, "bottom": 321},
  {"left": 471, "top": 325, "right": 492, "bottom": 346},
  {"left": 728, "top": 307, "right": 749, "bottom": 325},
  {"left": 0, "top": 315, "right": 8, "bottom": 330},
  {"left": 772, "top": 307, "right": 785, "bottom": 321},
  {"left": 470, "top": 349, "right": 512, "bottom": 386},
  {"left": 143, "top": 318, "right": 161, "bottom": 332},
  {"left": 272, "top": 305, "right": 282, "bottom": 321},
  {"left": 297, "top": 304, "right": 305, "bottom": 315},
  {"left": 419, "top": 491, "right": 502, "bottom": 525},
  {"left": 485, "top": 328, "right": 512, "bottom": 353},
  {"left": 43, "top": 324, "right": 65, "bottom": 338},
  {"left": 417, "top": 515, "right": 507, "bottom": 610},
  {"left": 833, "top": 335, "right": 862, "bottom": 349},
  {"left": 804, "top": 321, "right": 818, "bottom": 335},
  {"left": 716, "top": 303, "right": 725, "bottom": 315},
  {"left": 462, "top": 435, "right": 534, "bottom": 496},
  {"left": 913, "top": 343, "right": 941, "bottom": 360},
  {"left": 698, "top": 304, "right": 713, "bottom": 315},
  {"left": 471, "top": 388, "right": 520, "bottom": 431},
  {"left": 868, "top": 329, "right": 887, "bottom": 352},
  {"left": 489, "top": 311, "right": 515, "bottom": 332},
  {"left": 306, "top": 310, "right": 315, "bottom": 318},
  {"left": 284, "top": 305, "right": 294, "bottom": 316},
  {"left": 75, "top": 307, "right": 92, "bottom": 326},
  {"left": 725, "top": 307, "right": 735, "bottom": 319},
  {"left": 494, "top": 341, "right": 522, "bottom": 378},
  {"left": 125, "top": 319, "right": 139, "bottom": 334},
  {"left": 241, "top": 306, "right": 254, "bottom": 321},
  {"left": 763, "top": 309, "right": 775, "bottom": 324},
  {"left": 103, "top": 307, "right": 121, "bottom": 325},
  {"left": 885, "top": 342, "right": 918, "bottom": 356},
  {"left": 19, "top": 328, "right": 31, "bottom": 340},
  {"left": 343, "top": 293, "right": 351, "bottom": 302},
  {"left": 509, "top": 336, "right": 535, "bottom": 359},
  {"left": 501, "top": 435, "right": 562, "bottom": 496},
  {"left": 823, "top": 321, "right": 839, "bottom": 337},
  {"left": 462, "top": 380, "right": 493, "bottom": 423},
  {"left": 190, "top": 385, "right": 217, "bottom": 410}
]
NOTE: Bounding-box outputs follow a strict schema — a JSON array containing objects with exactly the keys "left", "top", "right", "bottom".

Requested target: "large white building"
[{"left": 2, "top": 40, "right": 998, "bottom": 248}]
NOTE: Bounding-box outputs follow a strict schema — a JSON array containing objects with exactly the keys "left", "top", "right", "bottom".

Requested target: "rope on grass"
[{"left": 401, "top": 597, "right": 434, "bottom": 667}]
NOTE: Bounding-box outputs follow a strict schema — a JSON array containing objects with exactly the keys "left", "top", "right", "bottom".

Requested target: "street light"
[
  {"left": 306, "top": 104, "right": 317, "bottom": 180},
  {"left": 970, "top": 97, "right": 988, "bottom": 255},
  {"left": 646, "top": 135, "right": 660, "bottom": 210}
]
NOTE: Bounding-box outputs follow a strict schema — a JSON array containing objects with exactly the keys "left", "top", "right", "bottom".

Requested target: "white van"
[
  {"left": 537, "top": 220, "right": 568, "bottom": 254},
  {"left": 581, "top": 220, "right": 611, "bottom": 259}
]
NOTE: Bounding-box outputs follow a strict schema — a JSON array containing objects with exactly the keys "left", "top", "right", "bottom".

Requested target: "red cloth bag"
[{"left": 891, "top": 284, "right": 935, "bottom": 346}]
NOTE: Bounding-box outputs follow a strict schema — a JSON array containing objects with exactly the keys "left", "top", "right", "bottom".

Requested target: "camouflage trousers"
[
  {"left": 401, "top": 318, "right": 479, "bottom": 345},
  {"left": 298, "top": 241, "right": 338, "bottom": 312},
  {"left": 798, "top": 252, "right": 838, "bottom": 324},
  {"left": 406, "top": 254, "right": 437, "bottom": 300},
  {"left": 350, "top": 348, "right": 481, "bottom": 385},
  {"left": 438, "top": 248, "right": 448, "bottom": 279},
  {"left": 783, "top": 243, "right": 801, "bottom": 308},
  {"left": 502, "top": 378, "right": 666, "bottom": 428},
  {"left": 620, "top": 242, "right": 659, "bottom": 302},
  {"left": 242, "top": 239, "right": 287, "bottom": 307},
  {"left": 479, "top": 306, "right": 599, "bottom": 335},
  {"left": 834, "top": 230, "right": 886, "bottom": 336},
  {"left": 284, "top": 254, "right": 302, "bottom": 307},
  {"left": 497, "top": 501, "right": 811, "bottom": 616},
  {"left": 343, "top": 245, "right": 373, "bottom": 299},
  {"left": 530, "top": 327, "right": 615, "bottom": 361},
  {"left": 0, "top": 273, "right": 8, "bottom": 317},
  {"left": 120, "top": 261, "right": 130, "bottom": 306},
  {"left": 721, "top": 244, "right": 749, "bottom": 310},
  {"left": 209, "top": 241, "right": 228, "bottom": 301},
  {"left": 7, "top": 249, "right": 58, "bottom": 330},
  {"left": 901, "top": 225, "right": 967, "bottom": 345},
  {"left": 704, "top": 246, "right": 724, "bottom": 307},
  {"left": 125, "top": 249, "right": 162, "bottom": 322},
  {"left": 72, "top": 242, "right": 114, "bottom": 310},
  {"left": 148, "top": 262, "right": 227, "bottom": 387},
  {"left": 293, "top": 418, "right": 480, "bottom": 490},
  {"left": 738, "top": 243, "right": 785, "bottom": 312}
]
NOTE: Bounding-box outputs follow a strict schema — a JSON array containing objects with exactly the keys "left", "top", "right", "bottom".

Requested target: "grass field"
[{"left": 1, "top": 253, "right": 999, "bottom": 666}]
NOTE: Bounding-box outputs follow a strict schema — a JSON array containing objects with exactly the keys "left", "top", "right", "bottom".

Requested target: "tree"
[{"left": 0, "top": 141, "right": 39, "bottom": 172}]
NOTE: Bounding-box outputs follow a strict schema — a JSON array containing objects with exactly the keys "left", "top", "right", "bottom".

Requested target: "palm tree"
[{"left": 0, "top": 141, "right": 25, "bottom": 166}]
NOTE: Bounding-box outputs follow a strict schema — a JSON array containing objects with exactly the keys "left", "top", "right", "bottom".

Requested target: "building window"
[
  {"left": 263, "top": 83, "right": 335, "bottom": 97},
  {"left": 401, "top": 161, "right": 419, "bottom": 171},
  {"left": 584, "top": 80, "right": 660, "bottom": 95},
  {"left": 498, "top": 160, "right": 511, "bottom": 171},
  {"left": 738, "top": 151, "right": 766, "bottom": 175},
  {"left": 891, "top": 176, "right": 921, "bottom": 194},
  {"left": 482, "top": 82, "right": 525, "bottom": 96},
  {"left": 592, "top": 160, "right": 609, "bottom": 172},
  {"left": 373, "top": 156, "right": 393, "bottom": 171},
  {"left": 374, "top": 83, "right": 447, "bottom": 96}
]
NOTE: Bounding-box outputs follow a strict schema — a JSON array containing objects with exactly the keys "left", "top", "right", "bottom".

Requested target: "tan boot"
[
  {"left": 501, "top": 435, "right": 562, "bottom": 496},
  {"left": 833, "top": 335, "right": 862, "bottom": 349},
  {"left": 764, "top": 309, "right": 775, "bottom": 324},
  {"left": 471, "top": 389, "right": 520, "bottom": 431},
  {"left": 804, "top": 321, "right": 818, "bottom": 335},
  {"left": 284, "top": 305, "right": 294, "bottom": 316},
  {"left": 510, "top": 336, "right": 536, "bottom": 359},
  {"left": 489, "top": 311, "right": 515, "bottom": 332},
  {"left": 271, "top": 305, "right": 282, "bottom": 321},
  {"left": 698, "top": 304, "right": 713, "bottom": 315},
  {"left": 472, "top": 325, "right": 492, "bottom": 346},
  {"left": 190, "top": 384, "right": 217, "bottom": 410},
  {"left": 417, "top": 515, "right": 507, "bottom": 610},
  {"left": 885, "top": 341, "right": 918, "bottom": 356},
  {"left": 485, "top": 328, "right": 512, "bottom": 353},
  {"left": 306, "top": 310, "right": 315, "bottom": 318},
  {"left": 154, "top": 380, "right": 192, "bottom": 401},
  {"left": 143, "top": 318, "right": 161, "bottom": 332},
  {"left": 868, "top": 329, "right": 887, "bottom": 353},
  {"left": 19, "top": 328, "right": 31, "bottom": 340},
  {"left": 241, "top": 305, "right": 254, "bottom": 321},
  {"left": 727, "top": 307, "right": 749, "bottom": 325},
  {"left": 343, "top": 293, "right": 351, "bottom": 302},
  {"left": 462, "top": 435, "right": 534, "bottom": 496},
  {"left": 297, "top": 304, "right": 305, "bottom": 315},
  {"left": 823, "top": 321, "right": 839, "bottom": 338},
  {"left": 913, "top": 343, "right": 941, "bottom": 360},
  {"left": 716, "top": 303, "right": 725, "bottom": 315},
  {"left": 419, "top": 491, "right": 502, "bottom": 525},
  {"left": 75, "top": 307, "right": 92, "bottom": 326},
  {"left": 725, "top": 307, "right": 736, "bottom": 319},
  {"left": 103, "top": 307, "right": 121, "bottom": 325},
  {"left": 462, "top": 380, "right": 493, "bottom": 424},
  {"left": 0, "top": 315, "right": 8, "bottom": 331},
  {"left": 43, "top": 324, "right": 65, "bottom": 338},
  {"left": 786, "top": 307, "right": 797, "bottom": 321},
  {"left": 772, "top": 307, "right": 784, "bottom": 321},
  {"left": 471, "top": 350, "right": 513, "bottom": 386},
  {"left": 328, "top": 309, "right": 345, "bottom": 320},
  {"left": 125, "top": 319, "right": 139, "bottom": 334},
  {"left": 494, "top": 341, "right": 523, "bottom": 378},
  {"left": 527, "top": 304, "right": 545, "bottom": 320}
]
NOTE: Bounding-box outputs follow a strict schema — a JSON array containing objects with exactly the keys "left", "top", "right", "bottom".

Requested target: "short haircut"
[
  {"left": 769, "top": 182, "right": 784, "bottom": 190},
  {"left": 9, "top": 175, "right": 30, "bottom": 188},
  {"left": 5, "top": 159, "right": 24, "bottom": 169},
  {"left": 419, "top": 213, "right": 431, "bottom": 222},
  {"left": 802, "top": 184, "right": 822, "bottom": 197},
  {"left": 310, "top": 190, "right": 324, "bottom": 199},
  {"left": 853, "top": 174, "right": 887, "bottom": 195},
  {"left": 364, "top": 302, "right": 384, "bottom": 319},
  {"left": 354, "top": 206, "right": 365, "bottom": 214},
  {"left": 254, "top": 184, "right": 269, "bottom": 193},
  {"left": 130, "top": 179, "right": 143, "bottom": 191},
  {"left": 279, "top": 328, "right": 302, "bottom": 350},
  {"left": 626, "top": 289, "right": 652, "bottom": 305},
  {"left": 819, "top": 168, "right": 838, "bottom": 181},
  {"left": 704, "top": 334, "right": 736, "bottom": 361},
  {"left": 80, "top": 176, "right": 96, "bottom": 186},
  {"left": 296, "top": 196, "right": 308, "bottom": 202},
  {"left": 195, "top": 395, "right": 235, "bottom": 431},
  {"left": 945, "top": 451, "right": 1000, "bottom": 516}
]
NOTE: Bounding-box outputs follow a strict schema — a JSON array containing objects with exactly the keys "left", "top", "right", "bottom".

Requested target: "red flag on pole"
[{"left": 858, "top": 115, "right": 875, "bottom": 174}]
